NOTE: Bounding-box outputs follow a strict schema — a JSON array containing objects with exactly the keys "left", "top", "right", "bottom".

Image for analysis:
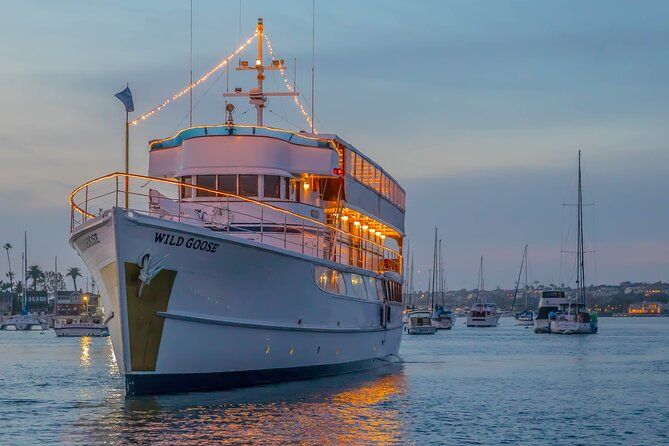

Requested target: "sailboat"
[
  {"left": 511, "top": 245, "right": 534, "bottom": 326},
  {"left": 466, "top": 256, "right": 500, "bottom": 327},
  {"left": 548, "top": 151, "right": 598, "bottom": 334},
  {"left": 0, "top": 232, "right": 48, "bottom": 331},
  {"left": 431, "top": 235, "right": 454, "bottom": 330}
]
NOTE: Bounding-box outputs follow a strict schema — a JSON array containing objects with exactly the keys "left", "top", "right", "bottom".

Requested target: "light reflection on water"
[{"left": 1, "top": 318, "right": 668, "bottom": 445}]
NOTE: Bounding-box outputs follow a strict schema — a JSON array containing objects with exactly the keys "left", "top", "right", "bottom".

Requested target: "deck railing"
[{"left": 69, "top": 172, "right": 402, "bottom": 274}]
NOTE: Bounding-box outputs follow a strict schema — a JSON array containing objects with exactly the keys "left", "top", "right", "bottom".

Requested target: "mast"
[
  {"left": 511, "top": 245, "right": 526, "bottom": 312},
  {"left": 223, "top": 19, "right": 297, "bottom": 126},
  {"left": 524, "top": 246, "right": 529, "bottom": 309},
  {"left": 189, "top": 0, "right": 193, "bottom": 127},
  {"left": 577, "top": 150, "right": 586, "bottom": 305},
  {"left": 430, "top": 228, "right": 438, "bottom": 311},
  {"left": 475, "top": 255, "right": 483, "bottom": 303},
  {"left": 22, "top": 231, "right": 27, "bottom": 314}
]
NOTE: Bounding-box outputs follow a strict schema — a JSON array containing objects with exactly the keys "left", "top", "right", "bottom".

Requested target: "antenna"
[
  {"left": 311, "top": 0, "right": 315, "bottom": 133},
  {"left": 189, "top": 0, "right": 193, "bottom": 127},
  {"left": 223, "top": 18, "right": 297, "bottom": 126}
]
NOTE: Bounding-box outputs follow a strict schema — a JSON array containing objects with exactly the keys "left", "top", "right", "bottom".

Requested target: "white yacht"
[
  {"left": 466, "top": 256, "right": 500, "bottom": 327},
  {"left": 54, "top": 316, "right": 109, "bottom": 337},
  {"left": 534, "top": 290, "right": 569, "bottom": 333},
  {"left": 405, "top": 311, "right": 437, "bottom": 335},
  {"left": 68, "top": 19, "right": 406, "bottom": 395}
]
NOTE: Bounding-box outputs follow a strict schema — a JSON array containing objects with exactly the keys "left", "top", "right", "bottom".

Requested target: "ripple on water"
[{"left": 0, "top": 318, "right": 667, "bottom": 445}]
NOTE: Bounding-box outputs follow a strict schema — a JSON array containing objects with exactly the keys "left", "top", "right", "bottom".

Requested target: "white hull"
[
  {"left": 0, "top": 315, "right": 48, "bottom": 331},
  {"left": 515, "top": 317, "right": 534, "bottom": 326},
  {"left": 548, "top": 320, "right": 597, "bottom": 335},
  {"left": 54, "top": 326, "right": 109, "bottom": 337},
  {"left": 71, "top": 209, "right": 403, "bottom": 394},
  {"left": 431, "top": 317, "right": 454, "bottom": 330},
  {"left": 406, "top": 325, "right": 437, "bottom": 335},
  {"left": 466, "top": 314, "right": 500, "bottom": 327}
]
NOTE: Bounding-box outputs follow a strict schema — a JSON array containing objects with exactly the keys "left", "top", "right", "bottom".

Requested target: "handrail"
[{"left": 69, "top": 172, "right": 401, "bottom": 260}]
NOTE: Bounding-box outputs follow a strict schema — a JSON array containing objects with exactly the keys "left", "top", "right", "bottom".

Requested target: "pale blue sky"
[{"left": 0, "top": 0, "right": 667, "bottom": 289}]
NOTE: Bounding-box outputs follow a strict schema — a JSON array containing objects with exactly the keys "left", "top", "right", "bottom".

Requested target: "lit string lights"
[
  {"left": 264, "top": 34, "right": 317, "bottom": 133},
  {"left": 130, "top": 32, "right": 258, "bottom": 126}
]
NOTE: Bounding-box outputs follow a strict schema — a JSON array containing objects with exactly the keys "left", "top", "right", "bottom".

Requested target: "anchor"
[{"left": 137, "top": 252, "right": 168, "bottom": 297}]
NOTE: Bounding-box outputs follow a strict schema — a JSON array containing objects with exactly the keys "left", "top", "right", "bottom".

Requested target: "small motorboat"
[{"left": 405, "top": 311, "right": 437, "bottom": 335}]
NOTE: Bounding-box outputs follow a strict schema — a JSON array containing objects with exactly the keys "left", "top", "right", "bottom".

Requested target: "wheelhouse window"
[
  {"left": 314, "top": 266, "right": 347, "bottom": 295},
  {"left": 180, "top": 176, "right": 192, "bottom": 199},
  {"left": 239, "top": 174, "right": 258, "bottom": 197},
  {"left": 284, "top": 177, "right": 291, "bottom": 199},
  {"left": 196, "top": 175, "right": 216, "bottom": 197},
  {"left": 263, "top": 175, "right": 281, "bottom": 199},
  {"left": 348, "top": 274, "right": 368, "bottom": 299},
  {"left": 217, "top": 174, "right": 237, "bottom": 194}
]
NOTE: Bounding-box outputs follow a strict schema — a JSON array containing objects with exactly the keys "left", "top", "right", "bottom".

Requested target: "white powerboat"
[
  {"left": 68, "top": 19, "right": 406, "bottom": 395},
  {"left": 467, "top": 302, "right": 500, "bottom": 327},
  {"left": 54, "top": 316, "right": 109, "bottom": 337},
  {"left": 405, "top": 311, "right": 437, "bottom": 335},
  {"left": 534, "top": 290, "right": 569, "bottom": 333}
]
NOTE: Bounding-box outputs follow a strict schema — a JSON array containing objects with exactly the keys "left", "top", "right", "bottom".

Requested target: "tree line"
[{"left": 1, "top": 242, "right": 83, "bottom": 293}]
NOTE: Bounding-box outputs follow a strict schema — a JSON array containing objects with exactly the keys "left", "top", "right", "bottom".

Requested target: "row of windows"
[
  {"left": 346, "top": 150, "right": 406, "bottom": 210},
  {"left": 315, "top": 266, "right": 385, "bottom": 301},
  {"left": 180, "top": 175, "right": 292, "bottom": 200}
]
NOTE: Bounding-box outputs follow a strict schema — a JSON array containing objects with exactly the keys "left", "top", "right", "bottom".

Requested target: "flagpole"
[{"left": 125, "top": 110, "right": 129, "bottom": 209}]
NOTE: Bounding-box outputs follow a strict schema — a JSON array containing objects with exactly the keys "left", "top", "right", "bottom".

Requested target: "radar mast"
[{"left": 223, "top": 18, "right": 298, "bottom": 126}]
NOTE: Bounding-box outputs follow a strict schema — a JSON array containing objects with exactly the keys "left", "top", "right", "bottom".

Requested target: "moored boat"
[
  {"left": 466, "top": 256, "right": 500, "bottom": 327},
  {"left": 405, "top": 311, "right": 437, "bottom": 335},
  {"left": 511, "top": 245, "right": 534, "bottom": 326},
  {"left": 547, "top": 151, "right": 597, "bottom": 335},
  {"left": 68, "top": 19, "right": 407, "bottom": 395},
  {"left": 54, "top": 316, "right": 109, "bottom": 337}
]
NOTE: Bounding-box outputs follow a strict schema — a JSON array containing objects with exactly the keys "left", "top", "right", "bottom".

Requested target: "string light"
[
  {"left": 130, "top": 32, "right": 258, "bottom": 126},
  {"left": 264, "top": 34, "right": 317, "bottom": 133}
]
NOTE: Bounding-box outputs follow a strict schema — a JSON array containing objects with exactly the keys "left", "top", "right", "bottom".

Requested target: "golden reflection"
[
  {"left": 80, "top": 336, "right": 92, "bottom": 367},
  {"left": 89, "top": 370, "right": 407, "bottom": 445},
  {"left": 106, "top": 337, "right": 119, "bottom": 377}
]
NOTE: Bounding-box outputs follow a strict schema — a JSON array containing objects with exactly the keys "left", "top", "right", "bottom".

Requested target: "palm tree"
[
  {"left": 27, "top": 265, "right": 44, "bottom": 291},
  {"left": 3, "top": 243, "right": 12, "bottom": 290},
  {"left": 66, "top": 267, "right": 82, "bottom": 291}
]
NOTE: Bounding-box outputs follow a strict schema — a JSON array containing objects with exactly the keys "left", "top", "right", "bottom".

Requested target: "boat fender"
[{"left": 380, "top": 304, "right": 387, "bottom": 328}]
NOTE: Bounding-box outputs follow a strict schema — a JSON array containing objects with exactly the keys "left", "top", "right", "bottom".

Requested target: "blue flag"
[{"left": 115, "top": 86, "right": 134, "bottom": 113}]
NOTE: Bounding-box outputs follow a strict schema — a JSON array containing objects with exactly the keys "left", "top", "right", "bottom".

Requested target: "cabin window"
[
  {"left": 284, "top": 177, "right": 290, "bottom": 199},
  {"left": 196, "top": 175, "right": 217, "bottom": 197},
  {"left": 217, "top": 175, "right": 237, "bottom": 194},
  {"left": 314, "top": 266, "right": 346, "bottom": 295},
  {"left": 365, "top": 277, "right": 381, "bottom": 301},
  {"left": 180, "top": 176, "right": 192, "bottom": 199},
  {"left": 348, "top": 274, "right": 368, "bottom": 299},
  {"left": 263, "top": 175, "right": 281, "bottom": 199},
  {"left": 239, "top": 174, "right": 258, "bottom": 197}
]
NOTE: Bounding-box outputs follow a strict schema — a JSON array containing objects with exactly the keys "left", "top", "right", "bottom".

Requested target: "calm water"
[{"left": 1, "top": 318, "right": 667, "bottom": 445}]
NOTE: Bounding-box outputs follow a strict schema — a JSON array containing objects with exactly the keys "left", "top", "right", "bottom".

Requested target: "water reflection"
[
  {"left": 76, "top": 366, "right": 406, "bottom": 445},
  {"left": 79, "top": 336, "right": 91, "bottom": 367}
]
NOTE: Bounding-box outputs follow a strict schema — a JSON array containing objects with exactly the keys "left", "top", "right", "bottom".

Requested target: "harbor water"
[{"left": 1, "top": 318, "right": 667, "bottom": 445}]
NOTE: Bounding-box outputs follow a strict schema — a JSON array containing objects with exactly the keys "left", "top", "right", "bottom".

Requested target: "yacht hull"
[
  {"left": 70, "top": 208, "right": 403, "bottom": 395},
  {"left": 431, "top": 317, "right": 454, "bottom": 330},
  {"left": 466, "top": 315, "right": 500, "bottom": 327}
]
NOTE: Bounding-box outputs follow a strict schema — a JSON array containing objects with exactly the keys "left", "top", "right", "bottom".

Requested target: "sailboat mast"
[
  {"left": 430, "top": 228, "right": 438, "bottom": 310},
  {"left": 475, "top": 255, "right": 483, "bottom": 303},
  {"left": 511, "top": 245, "right": 526, "bottom": 311},
  {"left": 577, "top": 150, "right": 586, "bottom": 304},
  {"left": 524, "top": 245, "right": 529, "bottom": 308},
  {"left": 22, "top": 231, "right": 27, "bottom": 313}
]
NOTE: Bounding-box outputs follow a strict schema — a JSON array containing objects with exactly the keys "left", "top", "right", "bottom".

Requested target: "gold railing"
[{"left": 69, "top": 172, "right": 402, "bottom": 274}]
